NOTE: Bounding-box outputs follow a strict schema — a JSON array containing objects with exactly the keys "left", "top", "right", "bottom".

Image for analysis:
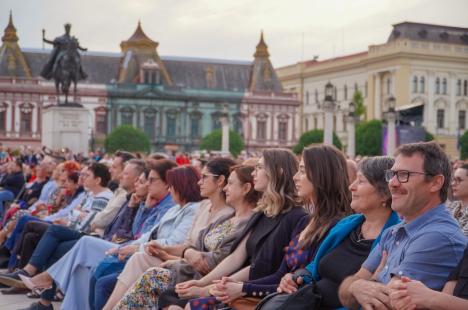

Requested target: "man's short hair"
[
  {"left": 126, "top": 159, "right": 146, "bottom": 177},
  {"left": 396, "top": 141, "right": 451, "bottom": 202},
  {"left": 88, "top": 162, "right": 111, "bottom": 187},
  {"left": 146, "top": 159, "right": 177, "bottom": 184},
  {"left": 114, "top": 150, "right": 135, "bottom": 164}
]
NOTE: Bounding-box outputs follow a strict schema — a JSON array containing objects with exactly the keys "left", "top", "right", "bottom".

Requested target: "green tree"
[
  {"left": 352, "top": 90, "right": 366, "bottom": 120},
  {"left": 293, "top": 129, "right": 342, "bottom": 154},
  {"left": 356, "top": 120, "right": 383, "bottom": 156},
  {"left": 105, "top": 125, "right": 151, "bottom": 153},
  {"left": 200, "top": 129, "right": 245, "bottom": 157},
  {"left": 460, "top": 131, "right": 468, "bottom": 160}
]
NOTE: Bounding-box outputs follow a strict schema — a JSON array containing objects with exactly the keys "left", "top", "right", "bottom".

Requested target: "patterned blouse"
[{"left": 447, "top": 200, "right": 468, "bottom": 236}]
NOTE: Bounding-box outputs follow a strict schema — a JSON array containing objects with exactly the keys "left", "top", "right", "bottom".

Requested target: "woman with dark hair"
[
  {"left": 101, "top": 158, "right": 235, "bottom": 309},
  {"left": 186, "top": 144, "right": 352, "bottom": 309},
  {"left": 258, "top": 156, "right": 399, "bottom": 310},
  {"left": 172, "top": 149, "right": 307, "bottom": 307},
  {"left": 111, "top": 165, "right": 261, "bottom": 309}
]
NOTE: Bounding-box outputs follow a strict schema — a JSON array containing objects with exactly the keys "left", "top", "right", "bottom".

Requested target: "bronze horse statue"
[{"left": 41, "top": 24, "right": 88, "bottom": 104}]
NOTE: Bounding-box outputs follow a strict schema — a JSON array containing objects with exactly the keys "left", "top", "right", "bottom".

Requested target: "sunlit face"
[
  {"left": 293, "top": 159, "right": 315, "bottom": 203},
  {"left": 134, "top": 172, "right": 149, "bottom": 198},
  {"left": 110, "top": 157, "right": 124, "bottom": 181},
  {"left": 252, "top": 157, "right": 269, "bottom": 192},
  {"left": 197, "top": 167, "right": 220, "bottom": 198},
  {"left": 224, "top": 171, "right": 249, "bottom": 207},
  {"left": 349, "top": 171, "right": 384, "bottom": 213},
  {"left": 147, "top": 170, "right": 168, "bottom": 200},
  {"left": 452, "top": 168, "right": 468, "bottom": 201},
  {"left": 388, "top": 154, "right": 433, "bottom": 220}
]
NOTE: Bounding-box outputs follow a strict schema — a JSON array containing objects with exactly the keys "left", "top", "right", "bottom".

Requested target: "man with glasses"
[
  {"left": 447, "top": 163, "right": 468, "bottom": 236},
  {"left": 339, "top": 141, "right": 467, "bottom": 310}
]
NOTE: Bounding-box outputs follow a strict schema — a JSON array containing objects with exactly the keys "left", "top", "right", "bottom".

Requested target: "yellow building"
[{"left": 276, "top": 22, "right": 468, "bottom": 157}]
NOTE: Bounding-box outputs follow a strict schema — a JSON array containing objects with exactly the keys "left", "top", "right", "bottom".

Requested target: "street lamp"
[
  {"left": 384, "top": 96, "right": 397, "bottom": 156},
  {"left": 323, "top": 82, "right": 336, "bottom": 145},
  {"left": 346, "top": 101, "right": 358, "bottom": 158}
]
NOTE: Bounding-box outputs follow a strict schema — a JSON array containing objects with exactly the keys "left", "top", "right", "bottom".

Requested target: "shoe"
[
  {"left": 0, "top": 269, "right": 30, "bottom": 288},
  {"left": 18, "top": 301, "right": 54, "bottom": 310},
  {"left": 19, "top": 274, "right": 52, "bottom": 292},
  {"left": 0, "top": 286, "right": 30, "bottom": 294}
]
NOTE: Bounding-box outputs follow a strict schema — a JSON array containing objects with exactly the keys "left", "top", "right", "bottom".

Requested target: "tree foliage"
[
  {"left": 293, "top": 129, "right": 342, "bottom": 154},
  {"left": 460, "top": 131, "right": 468, "bottom": 160},
  {"left": 356, "top": 120, "right": 383, "bottom": 156},
  {"left": 424, "top": 130, "right": 435, "bottom": 142},
  {"left": 105, "top": 125, "right": 151, "bottom": 153},
  {"left": 352, "top": 90, "right": 366, "bottom": 120},
  {"left": 200, "top": 129, "right": 245, "bottom": 157}
]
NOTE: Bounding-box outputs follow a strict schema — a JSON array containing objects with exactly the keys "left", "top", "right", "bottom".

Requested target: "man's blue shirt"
[{"left": 363, "top": 204, "right": 467, "bottom": 290}]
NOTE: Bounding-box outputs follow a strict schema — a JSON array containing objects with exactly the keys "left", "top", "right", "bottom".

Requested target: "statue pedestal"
[{"left": 42, "top": 104, "right": 89, "bottom": 155}]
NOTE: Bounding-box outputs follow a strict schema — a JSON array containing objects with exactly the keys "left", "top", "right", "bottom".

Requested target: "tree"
[
  {"left": 352, "top": 90, "right": 366, "bottom": 121},
  {"left": 424, "top": 130, "right": 435, "bottom": 142},
  {"left": 460, "top": 131, "right": 468, "bottom": 160},
  {"left": 356, "top": 120, "right": 383, "bottom": 156},
  {"left": 105, "top": 125, "right": 151, "bottom": 153},
  {"left": 200, "top": 129, "right": 245, "bottom": 157},
  {"left": 293, "top": 129, "right": 342, "bottom": 154}
]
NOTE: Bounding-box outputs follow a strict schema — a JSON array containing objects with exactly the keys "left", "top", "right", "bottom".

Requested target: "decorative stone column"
[{"left": 220, "top": 115, "right": 230, "bottom": 155}]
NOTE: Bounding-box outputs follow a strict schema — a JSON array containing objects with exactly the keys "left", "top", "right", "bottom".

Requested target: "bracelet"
[{"left": 181, "top": 247, "right": 189, "bottom": 258}]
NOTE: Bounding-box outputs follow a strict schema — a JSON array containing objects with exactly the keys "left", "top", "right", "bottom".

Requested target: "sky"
[{"left": 1, "top": 0, "right": 468, "bottom": 67}]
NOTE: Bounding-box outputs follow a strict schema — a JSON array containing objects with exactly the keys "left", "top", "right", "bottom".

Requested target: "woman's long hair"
[
  {"left": 254, "top": 149, "right": 300, "bottom": 217},
  {"left": 299, "top": 145, "right": 352, "bottom": 247}
]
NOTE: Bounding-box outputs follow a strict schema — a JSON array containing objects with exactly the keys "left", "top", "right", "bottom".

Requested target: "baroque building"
[
  {"left": 0, "top": 14, "right": 299, "bottom": 153},
  {"left": 276, "top": 22, "right": 468, "bottom": 157}
]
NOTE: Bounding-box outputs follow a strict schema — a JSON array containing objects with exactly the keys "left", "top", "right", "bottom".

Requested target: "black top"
[
  {"left": 449, "top": 245, "right": 468, "bottom": 299},
  {"left": 316, "top": 225, "right": 374, "bottom": 308},
  {"left": 0, "top": 171, "right": 26, "bottom": 197},
  {"left": 232, "top": 206, "right": 307, "bottom": 280}
]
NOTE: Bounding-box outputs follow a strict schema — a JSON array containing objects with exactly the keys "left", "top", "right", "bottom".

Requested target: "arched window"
[
  {"left": 420, "top": 77, "right": 425, "bottom": 93},
  {"left": 435, "top": 78, "right": 440, "bottom": 94},
  {"left": 120, "top": 107, "right": 134, "bottom": 125},
  {"left": 459, "top": 110, "right": 466, "bottom": 130},
  {"left": 0, "top": 102, "right": 7, "bottom": 133},
  {"left": 437, "top": 109, "right": 445, "bottom": 129},
  {"left": 166, "top": 112, "right": 177, "bottom": 137},
  {"left": 412, "top": 76, "right": 418, "bottom": 93},
  {"left": 143, "top": 109, "right": 157, "bottom": 140},
  {"left": 20, "top": 103, "right": 33, "bottom": 135}
]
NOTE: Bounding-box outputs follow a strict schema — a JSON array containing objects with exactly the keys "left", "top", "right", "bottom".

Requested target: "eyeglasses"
[
  {"left": 201, "top": 173, "right": 220, "bottom": 182},
  {"left": 452, "top": 177, "right": 467, "bottom": 185},
  {"left": 148, "top": 177, "right": 161, "bottom": 183},
  {"left": 384, "top": 169, "right": 434, "bottom": 183}
]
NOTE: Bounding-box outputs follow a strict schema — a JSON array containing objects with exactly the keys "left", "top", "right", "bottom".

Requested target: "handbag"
[{"left": 254, "top": 282, "right": 322, "bottom": 310}]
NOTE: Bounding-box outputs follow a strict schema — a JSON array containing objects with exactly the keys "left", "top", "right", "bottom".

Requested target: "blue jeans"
[
  {"left": 0, "top": 190, "right": 15, "bottom": 220},
  {"left": 29, "top": 224, "right": 82, "bottom": 270}
]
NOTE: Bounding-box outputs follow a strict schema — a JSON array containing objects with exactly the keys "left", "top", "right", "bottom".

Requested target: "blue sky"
[{"left": 1, "top": 0, "right": 467, "bottom": 67}]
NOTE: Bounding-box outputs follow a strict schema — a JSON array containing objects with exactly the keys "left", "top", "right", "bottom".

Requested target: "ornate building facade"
[
  {"left": 0, "top": 14, "right": 299, "bottom": 153},
  {"left": 276, "top": 22, "right": 468, "bottom": 157}
]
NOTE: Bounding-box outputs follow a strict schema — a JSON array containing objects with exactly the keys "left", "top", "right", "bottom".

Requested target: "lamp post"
[
  {"left": 323, "top": 82, "right": 336, "bottom": 145},
  {"left": 346, "top": 101, "right": 357, "bottom": 158},
  {"left": 384, "top": 96, "right": 397, "bottom": 156}
]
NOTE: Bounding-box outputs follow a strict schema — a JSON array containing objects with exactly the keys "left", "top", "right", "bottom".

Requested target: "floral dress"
[{"left": 114, "top": 219, "right": 237, "bottom": 309}]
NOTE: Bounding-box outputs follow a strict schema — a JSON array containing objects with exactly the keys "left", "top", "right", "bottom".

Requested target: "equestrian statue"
[{"left": 41, "top": 23, "right": 88, "bottom": 104}]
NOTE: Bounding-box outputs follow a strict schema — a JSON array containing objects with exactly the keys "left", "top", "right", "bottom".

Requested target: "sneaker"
[
  {"left": 18, "top": 301, "right": 54, "bottom": 310},
  {"left": 0, "top": 269, "right": 30, "bottom": 288}
]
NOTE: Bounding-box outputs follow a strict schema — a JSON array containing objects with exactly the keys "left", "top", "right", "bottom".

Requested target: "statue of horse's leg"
[{"left": 55, "top": 79, "right": 60, "bottom": 104}]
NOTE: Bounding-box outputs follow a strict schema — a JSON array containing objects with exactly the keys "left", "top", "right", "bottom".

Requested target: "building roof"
[{"left": 388, "top": 22, "right": 468, "bottom": 45}]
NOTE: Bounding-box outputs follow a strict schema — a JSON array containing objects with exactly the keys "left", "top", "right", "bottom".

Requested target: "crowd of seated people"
[{"left": 0, "top": 141, "right": 467, "bottom": 310}]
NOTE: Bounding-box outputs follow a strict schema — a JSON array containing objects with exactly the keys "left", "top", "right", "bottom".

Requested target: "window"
[
  {"left": 314, "top": 117, "right": 318, "bottom": 129},
  {"left": 437, "top": 109, "right": 445, "bottom": 129},
  {"left": 420, "top": 77, "right": 425, "bottom": 93},
  {"left": 442, "top": 78, "right": 447, "bottom": 95},
  {"left": 120, "top": 108, "right": 133, "bottom": 125},
  {"left": 306, "top": 91, "right": 309, "bottom": 105},
  {"left": 386, "top": 78, "right": 391, "bottom": 94},
  {"left": 457, "top": 79, "right": 462, "bottom": 96},
  {"left": 315, "top": 89, "right": 319, "bottom": 103},
  {"left": 354, "top": 83, "right": 358, "bottom": 92},
  {"left": 144, "top": 113, "right": 156, "bottom": 140},
  {"left": 412, "top": 76, "right": 418, "bottom": 93},
  {"left": 212, "top": 117, "right": 221, "bottom": 131},
  {"left": 257, "top": 120, "right": 266, "bottom": 140},
  {"left": 96, "top": 114, "right": 107, "bottom": 134},
  {"left": 333, "top": 115, "right": 337, "bottom": 132},
  {"left": 435, "top": 78, "right": 440, "bottom": 94},
  {"left": 459, "top": 111, "right": 466, "bottom": 130},
  {"left": 304, "top": 118, "right": 309, "bottom": 131},
  {"left": 0, "top": 103, "right": 6, "bottom": 133},
  {"left": 365, "top": 82, "right": 368, "bottom": 97},
  {"left": 278, "top": 122, "right": 288, "bottom": 142},
  {"left": 464, "top": 80, "right": 468, "bottom": 96},
  {"left": 191, "top": 117, "right": 200, "bottom": 138},
  {"left": 344, "top": 85, "right": 348, "bottom": 100},
  {"left": 166, "top": 114, "right": 176, "bottom": 137},
  {"left": 20, "top": 103, "right": 32, "bottom": 135}
]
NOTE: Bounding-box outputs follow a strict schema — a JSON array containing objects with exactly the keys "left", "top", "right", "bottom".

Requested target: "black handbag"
[{"left": 254, "top": 282, "right": 322, "bottom": 310}]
